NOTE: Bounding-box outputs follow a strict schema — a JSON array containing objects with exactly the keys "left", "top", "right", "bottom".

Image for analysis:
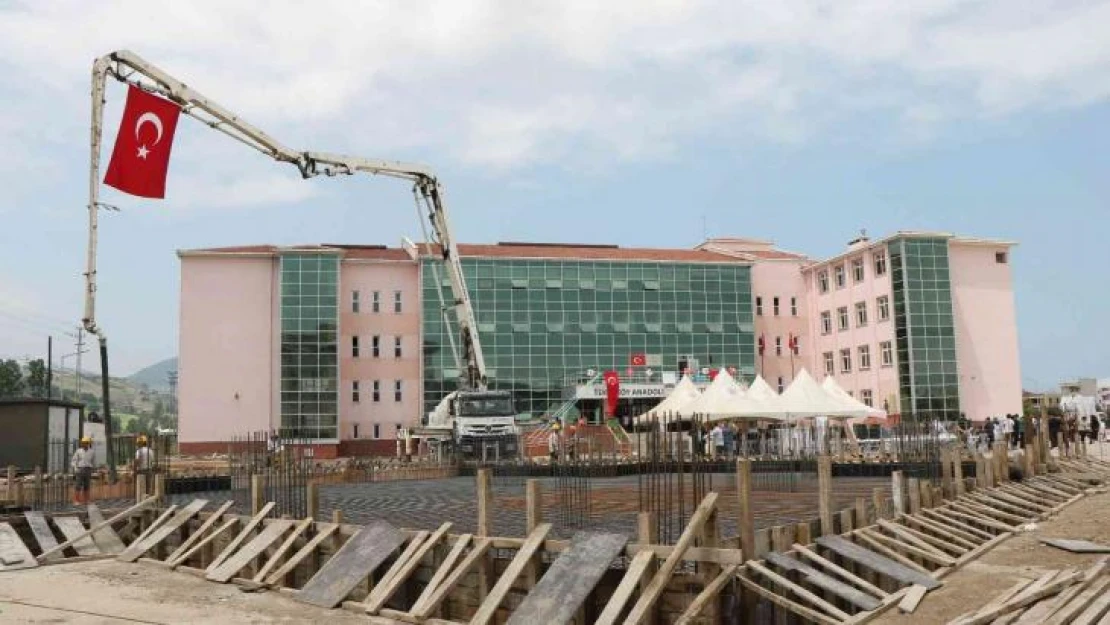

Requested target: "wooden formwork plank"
[
  {"left": 792, "top": 543, "right": 889, "bottom": 599},
  {"left": 956, "top": 500, "right": 1030, "bottom": 525},
  {"left": 735, "top": 570, "right": 841, "bottom": 625},
  {"left": 36, "top": 497, "right": 158, "bottom": 562},
  {"left": 747, "top": 560, "right": 852, "bottom": 621},
  {"left": 1071, "top": 579, "right": 1110, "bottom": 624},
  {"left": 206, "top": 519, "right": 294, "bottom": 583},
  {"left": 0, "top": 521, "right": 38, "bottom": 571},
  {"left": 409, "top": 533, "right": 471, "bottom": 614},
  {"left": 920, "top": 509, "right": 995, "bottom": 541},
  {"left": 254, "top": 517, "right": 314, "bottom": 583},
  {"left": 853, "top": 530, "right": 935, "bottom": 574},
  {"left": 262, "top": 522, "right": 339, "bottom": 586},
  {"left": 167, "top": 518, "right": 239, "bottom": 569},
  {"left": 53, "top": 516, "right": 100, "bottom": 556},
  {"left": 131, "top": 505, "right": 179, "bottom": 547},
  {"left": 164, "top": 501, "right": 234, "bottom": 564},
  {"left": 119, "top": 499, "right": 209, "bottom": 563},
  {"left": 24, "top": 511, "right": 62, "bottom": 561},
  {"left": 595, "top": 550, "right": 654, "bottom": 625},
  {"left": 1045, "top": 576, "right": 1110, "bottom": 625},
  {"left": 296, "top": 520, "right": 406, "bottom": 609},
  {"left": 817, "top": 535, "right": 940, "bottom": 589},
  {"left": 899, "top": 514, "right": 979, "bottom": 550},
  {"left": 411, "top": 538, "right": 492, "bottom": 619},
  {"left": 366, "top": 523, "right": 453, "bottom": 614},
  {"left": 938, "top": 506, "right": 1014, "bottom": 533},
  {"left": 623, "top": 492, "right": 719, "bottom": 625},
  {"left": 765, "top": 552, "right": 881, "bottom": 611},
  {"left": 470, "top": 523, "right": 553, "bottom": 625},
  {"left": 506, "top": 531, "right": 626, "bottom": 625},
  {"left": 205, "top": 502, "right": 274, "bottom": 572},
  {"left": 876, "top": 520, "right": 963, "bottom": 558},
  {"left": 377, "top": 531, "right": 429, "bottom": 590},
  {"left": 674, "top": 564, "right": 739, "bottom": 625},
  {"left": 86, "top": 504, "right": 126, "bottom": 554}
]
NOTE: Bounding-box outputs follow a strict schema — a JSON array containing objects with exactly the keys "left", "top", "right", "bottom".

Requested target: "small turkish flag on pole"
[
  {"left": 603, "top": 370, "right": 620, "bottom": 417},
  {"left": 630, "top": 352, "right": 646, "bottom": 367},
  {"left": 103, "top": 85, "right": 182, "bottom": 199}
]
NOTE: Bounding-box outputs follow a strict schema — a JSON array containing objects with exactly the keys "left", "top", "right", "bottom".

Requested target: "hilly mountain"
[{"left": 128, "top": 357, "right": 178, "bottom": 391}]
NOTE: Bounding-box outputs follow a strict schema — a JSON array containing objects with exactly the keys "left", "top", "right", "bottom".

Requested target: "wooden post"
[
  {"left": 953, "top": 452, "right": 965, "bottom": 495},
  {"left": 891, "top": 470, "right": 905, "bottom": 515},
  {"left": 872, "top": 487, "right": 886, "bottom": 520},
  {"left": 306, "top": 481, "right": 319, "bottom": 519},
  {"left": 996, "top": 443, "right": 1009, "bottom": 482},
  {"left": 154, "top": 473, "right": 165, "bottom": 506},
  {"left": 703, "top": 508, "right": 721, "bottom": 624},
  {"left": 637, "top": 511, "right": 658, "bottom": 625},
  {"left": 250, "top": 473, "right": 264, "bottom": 516},
  {"left": 6, "top": 465, "right": 14, "bottom": 501},
  {"left": 736, "top": 459, "right": 755, "bottom": 561},
  {"left": 906, "top": 477, "right": 921, "bottom": 515},
  {"left": 525, "top": 479, "right": 542, "bottom": 588},
  {"left": 855, "top": 497, "right": 869, "bottom": 527},
  {"left": 940, "top": 448, "right": 954, "bottom": 498},
  {"left": 34, "top": 466, "right": 43, "bottom": 508},
  {"left": 1023, "top": 445, "right": 1035, "bottom": 478},
  {"left": 975, "top": 454, "right": 988, "bottom": 489},
  {"left": 919, "top": 479, "right": 932, "bottom": 509},
  {"left": 771, "top": 525, "right": 793, "bottom": 625},
  {"left": 839, "top": 508, "right": 854, "bottom": 533},
  {"left": 818, "top": 455, "right": 833, "bottom": 536},
  {"left": 476, "top": 468, "right": 492, "bottom": 602},
  {"left": 136, "top": 473, "right": 147, "bottom": 504}
]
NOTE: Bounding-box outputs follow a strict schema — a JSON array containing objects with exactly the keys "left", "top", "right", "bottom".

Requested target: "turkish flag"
[
  {"left": 603, "top": 370, "right": 620, "bottom": 417},
  {"left": 708, "top": 368, "right": 719, "bottom": 381},
  {"left": 630, "top": 352, "right": 646, "bottom": 367},
  {"left": 103, "top": 85, "right": 182, "bottom": 199}
]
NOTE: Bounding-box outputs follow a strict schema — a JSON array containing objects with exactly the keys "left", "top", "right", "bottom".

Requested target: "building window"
[
  {"left": 837, "top": 306, "right": 849, "bottom": 331},
  {"left": 995, "top": 251, "right": 1008, "bottom": 264},
  {"left": 396, "top": 423, "right": 403, "bottom": 436},
  {"left": 352, "top": 290, "right": 360, "bottom": 313},
  {"left": 393, "top": 290, "right": 403, "bottom": 313},
  {"left": 834, "top": 265, "right": 846, "bottom": 289},
  {"left": 874, "top": 252, "right": 887, "bottom": 276},
  {"left": 860, "top": 389, "right": 873, "bottom": 407},
  {"left": 823, "top": 352, "right": 834, "bottom": 375},
  {"left": 820, "top": 311, "right": 832, "bottom": 335},
  {"left": 353, "top": 423, "right": 360, "bottom": 439},
  {"left": 755, "top": 296, "right": 763, "bottom": 316},
  {"left": 877, "top": 295, "right": 890, "bottom": 321},
  {"left": 352, "top": 380, "right": 360, "bottom": 403},
  {"left": 855, "top": 301, "right": 868, "bottom": 327},
  {"left": 372, "top": 335, "right": 380, "bottom": 358},
  {"left": 818, "top": 271, "right": 829, "bottom": 293},
  {"left": 880, "top": 341, "right": 893, "bottom": 367},
  {"left": 373, "top": 423, "right": 380, "bottom": 439},
  {"left": 790, "top": 335, "right": 800, "bottom": 355},
  {"left": 775, "top": 336, "right": 782, "bottom": 356},
  {"left": 840, "top": 348, "right": 852, "bottom": 373},
  {"left": 394, "top": 380, "right": 403, "bottom": 402},
  {"left": 859, "top": 345, "right": 871, "bottom": 371},
  {"left": 351, "top": 335, "right": 360, "bottom": 358},
  {"left": 373, "top": 380, "right": 381, "bottom": 402},
  {"left": 777, "top": 376, "right": 785, "bottom": 394},
  {"left": 773, "top": 296, "right": 780, "bottom": 316},
  {"left": 790, "top": 297, "right": 797, "bottom": 316},
  {"left": 852, "top": 257, "right": 865, "bottom": 282},
  {"left": 372, "top": 290, "right": 381, "bottom": 313},
  {"left": 394, "top": 335, "right": 403, "bottom": 358}
]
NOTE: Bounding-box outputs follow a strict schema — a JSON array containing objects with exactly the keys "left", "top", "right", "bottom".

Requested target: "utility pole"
[
  {"left": 46, "top": 336, "right": 53, "bottom": 399},
  {"left": 75, "top": 327, "right": 84, "bottom": 401}
]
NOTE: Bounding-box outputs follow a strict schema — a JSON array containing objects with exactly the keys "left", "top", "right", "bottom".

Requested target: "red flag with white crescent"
[
  {"left": 603, "top": 370, "right": 620, "bottom": 416},
  {"left": 103, "top": 85, "right": 182, "bottom": 199}
]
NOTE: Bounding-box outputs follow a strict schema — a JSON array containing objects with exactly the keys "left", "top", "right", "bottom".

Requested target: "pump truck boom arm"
[{"left": 85, "top": 50, "right": 488, "bottom": 390}]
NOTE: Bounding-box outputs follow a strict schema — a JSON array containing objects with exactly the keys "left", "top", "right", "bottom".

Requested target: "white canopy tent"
[
  {"left": 778, "top": 369, "right": 868, "bottom": 418},
  {"left": 635, "top": 374, "right": 702, "bottom": 423},
  {"left": 821, "top": 376, "right": 886, "bottom": 420}
]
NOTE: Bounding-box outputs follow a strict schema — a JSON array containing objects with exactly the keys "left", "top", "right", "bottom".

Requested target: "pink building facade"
[{"left": 178, "top": 232, "right": 1022, "bottom": 456}]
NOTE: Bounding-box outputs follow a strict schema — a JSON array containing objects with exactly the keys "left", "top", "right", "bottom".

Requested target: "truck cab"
[{"left": 423, "top": 389, "right": 520, "bottom": 460}]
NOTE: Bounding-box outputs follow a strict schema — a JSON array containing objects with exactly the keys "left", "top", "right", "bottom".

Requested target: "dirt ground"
[
  {"left": 0, "top": 559, "right": 371, "bottom": 624},
  {"left": 873, "top": 481, "right": 1110, "bottom": 624}
]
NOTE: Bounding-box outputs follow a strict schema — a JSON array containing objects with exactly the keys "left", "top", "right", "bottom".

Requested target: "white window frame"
[
  {"left": 877, "top": 295, "right": 890, "bottom": 321},
  {"left": 858, "top": 345, "right": 871, "bottom": 371},
  {"left": 352, "top": 380, "right": 360, "bottom": 403},
  {"left": 820, "top": 311, "right": 832, "bottom": 335},
  {"left": 861, "top": 389, "right": 873, "bottom": 407},
  {"left": 823, "top": 352, "right": 834, "bottom": 375},
  {"left": 351, "top": 335, "right": 360, "bottom": 358},
  {"left": 372, "top": 379, "right": 381, "bottom": 402},
  {"left": 352, "top": 289, "right": 360, "bottom": 313},
  {"left": 874, "top": 252, "right": 887, "bottom": 277},
  {"left": 755, "top": 296, "right": 763, "bottom": 316},
  {"left": 394, "top": 379, "right": 403, "bottom": 402},
  {"left": 818, "top": 271, "right": 829, "bottom": 293},
  {"left": 880, "top": 341, "right": 893, "bottom": 367},
  {"left": 372, "top": 335, "right": 380, "bottom": 358},
  {"left": 790, "top": 296, "right": 798, "bottom": 316},
  {"left": 852, "top": 257, "right": 865, "bottom": 282},
  {"left": 840, "top": 348, "right": 852, "bottom": 373},
  {"left": 393, "top": 290, "right": 403, "bottom": 314},
  {"left": 855, "top": 301, "right": 868, "bottom": 327},
  {"left": 773, "top": 296, "right": 780, "bottom": 316},
  {"left": 372, "top": 290, "right": 381, "bottom": 313},
  {"left": 834, "top": 265, "right": 846, "bottom": 289},
  {"left": 775, "top": 336, "right": 782, "bottom": 356},
  {"left": 837, "top": 306, "right": 849, "bottom": 331},
  {"left": 394, "top": 335, "right": 403, "bottom": 358}
]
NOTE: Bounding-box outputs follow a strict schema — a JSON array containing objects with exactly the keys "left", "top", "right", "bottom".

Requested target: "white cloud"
[{"left": 0, "top": 0, "right": 1108, "bottom": 181}]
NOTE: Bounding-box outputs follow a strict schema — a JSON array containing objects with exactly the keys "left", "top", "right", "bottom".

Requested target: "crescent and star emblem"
[
  {"left": 134, "top": 112, "right": 164, "bottom": 160},
  {"left": 607, "top": 377, "right": 617, "bottom": 386}
]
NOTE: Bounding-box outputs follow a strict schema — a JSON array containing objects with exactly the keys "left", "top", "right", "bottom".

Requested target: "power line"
[
  {"left": 0, "top": 308, "right": 74, "bottom": 335},
  {"left": 0, "top": 303, "right": 76, "bottom": 328}
]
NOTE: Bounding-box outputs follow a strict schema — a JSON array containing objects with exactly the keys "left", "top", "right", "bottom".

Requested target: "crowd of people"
[{"left": 961, "top": 412, "right": 1104, "bottom": 454}]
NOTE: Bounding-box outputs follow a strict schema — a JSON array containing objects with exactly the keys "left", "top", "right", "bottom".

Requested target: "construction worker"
[
  {"left": 71, "top": 437, "right": 95, "bottom": 506},
  {"left": 134, "top": 435, "right": 155, "bottom": 497}
]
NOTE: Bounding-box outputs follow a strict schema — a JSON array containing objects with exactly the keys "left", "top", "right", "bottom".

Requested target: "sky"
[{"left": 0, "top": 0, "right": 1107, "bottom": 391}]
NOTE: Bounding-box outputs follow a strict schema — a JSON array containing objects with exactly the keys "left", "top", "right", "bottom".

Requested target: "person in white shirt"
[
  {"left": 134, "top": 435, "right": 155, "bottom": 497},
  {"left": 548, "top": 424, "right": 561, "bottom": 462},
  {"left": 70, "top": 437, "right": 95, "bottom": 506}
]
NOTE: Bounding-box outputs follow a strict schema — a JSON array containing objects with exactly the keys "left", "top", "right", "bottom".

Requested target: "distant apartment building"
[{"left": 177, "top": 230, "right": 1022, "bottom": 455}]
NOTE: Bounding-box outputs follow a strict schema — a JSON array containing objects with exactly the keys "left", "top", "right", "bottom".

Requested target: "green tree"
[
  {"left": 0, "top": 359, "right": 23, "bottom": 398},
  {"left": 25, "top": 358, "right": 48, "bottom": 398}
]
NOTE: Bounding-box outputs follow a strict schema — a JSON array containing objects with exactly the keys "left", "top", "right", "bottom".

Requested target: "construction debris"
[{"left": 1040, "top": 537, "right": 1110, "bottom": 553}]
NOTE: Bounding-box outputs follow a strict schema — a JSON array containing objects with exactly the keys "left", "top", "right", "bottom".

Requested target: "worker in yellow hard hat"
[
  {"left": 134, "top": 434, "right": 155, "bottom": 497},
  {"left": 71, "top": 437, "right": 95, "bottom": 506}
]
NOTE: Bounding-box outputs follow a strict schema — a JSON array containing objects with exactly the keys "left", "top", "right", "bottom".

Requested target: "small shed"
[{"left": 0, "top": 399, "right": 86, "bottom": 473}]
